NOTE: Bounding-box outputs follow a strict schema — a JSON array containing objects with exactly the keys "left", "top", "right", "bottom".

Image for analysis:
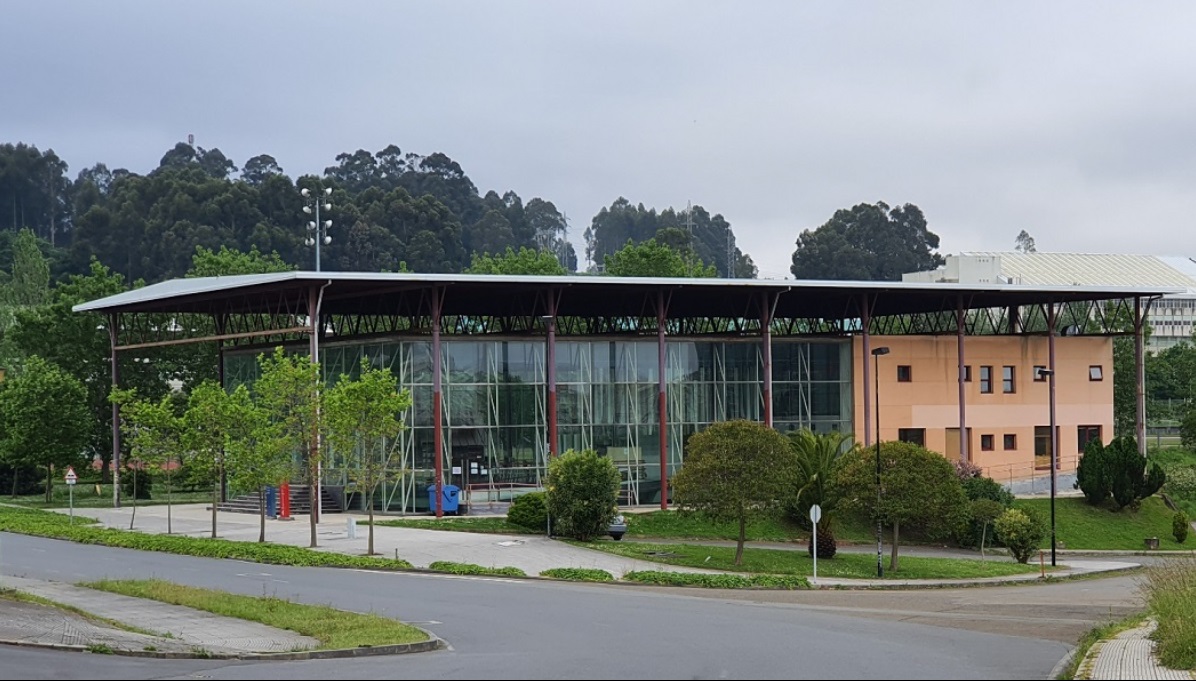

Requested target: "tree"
[
  {"left": 186, "top": 245, "right": 293, "bottom": 278},
  {"left": 111, "top": 389, "right": 184, "bottom": 532},
  {"left": 787, "top": 428, "right": 854, "bottom": 558},
  {"left": 325, "top": 358, "right": 412, "bottom": 555},
  {"left": 672, "top": 420, "right": 797, "bottom": 564},
  {"left": 969, "top": 499, "right": 1005, "bottom": 559},
  {"left": 240, "top": 154, "right": 285, "bottom": 186},
  {"left": 5, "top": 228, "right": 51, "bottom": 307},
  {"left": 465, "top": 246, "right": 568, "bottom": 275},
  {"left": 1014, "top": 230, "right": 1037, "bottom": 253},
  {"left": 183, "top": 380, "right": 240, "bottom": 539},
  {"left": 790, "top": 201, "right": 945, "bottom": 281},
  {"left": 603, "top": 238, "right": 717, "bottom": 278},
  {"left": 833, "top": 441, "right": 968, "bottom": 571},
  {"left": 0, "top": 356, "right": 90, "bottom": 502},
  {"left": 995, "top": 507, "right": 1047, "bottom": 563},
  {"left": 224, "top": 384, "right": 292, "bottom": 543},
  {"left": 253, "top": 346, "right": 323, "bottom": 548},
  {"left": 545, "top": 450, "right": 621, "bottom": 541},
  {"left": 1077, "top": 435, "right": 1166, "bottom": 510}
]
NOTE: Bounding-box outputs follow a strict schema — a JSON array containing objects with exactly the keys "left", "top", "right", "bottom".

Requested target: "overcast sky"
[{"left": 6, "top": 1, "right": 1196, "bottom": 278}]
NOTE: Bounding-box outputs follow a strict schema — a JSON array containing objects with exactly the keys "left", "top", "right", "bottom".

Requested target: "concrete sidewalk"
[
  {"left": 1077, "top": 620, "right": 1195, "bottom": 680},
  {"left": 0, "top": 575, "right": 318, "bottom": 657}
]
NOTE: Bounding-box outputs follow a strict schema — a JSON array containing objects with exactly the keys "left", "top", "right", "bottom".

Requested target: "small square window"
[
  {"left": 1033, "top": 365, "right": 1047, "bottom": 382},
  {"left": 897, "top": 365, "right": 912, "bottom": 382},
  {"left": 897, "top": 428, "right": 925, "bottom": 446},
  {"left": 1089, "top": 365, "right": 1104, "bottom": 381},
  {"left": 1002, "top": 366, "right": 1016, "bottom": 394},
  {"left": 981, "top": 434, "right": 994, "bottom": 451},
  {"left": 1003, "top": 434, "right": 1017, "bottom": 450},
  {"left": 962, "top": 365, "right": 972, "bottom": 382}
]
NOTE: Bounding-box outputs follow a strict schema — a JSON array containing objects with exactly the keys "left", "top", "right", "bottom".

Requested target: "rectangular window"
[
  {"left": 1089, "top": 365, "right": 1104, "bottom": 381},
  {"left": 897, "top": 428, "right": 925, "bottom": 446},
  {"left": 1035, "top": 425, "right": 1058, "bottom": 469},
  {"left": 1003, "top": 434, "right": 1017, "bottom": 450},
  {"left": 980, "top": 366, "right": 993, "bottom": 394},
  {"left": 1078, "top": 425, "right": 1102, "bottom": 453},
  {"left": 1033, "top": 365, "right": 1047, "bottom": 382},
  {"left": 981, "top": 434, "right": 994, "bottom": 451},
  {"left": 897, "top": 365, "right": 912, "bottom": 382},
  {"left": 962, "top": 365, "right": 972, "bottom": 382},
  {"left": 1002, "top": 366, "right": 1016, "bottom": 393}
]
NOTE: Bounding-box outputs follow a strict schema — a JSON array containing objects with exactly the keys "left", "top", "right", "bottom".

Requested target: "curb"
[
  {"left": 1047, "top": 645, "right": 1078, "bottom": 680},
  {"left": 0, "top": 634, "right": 446, "bottom": 661}
]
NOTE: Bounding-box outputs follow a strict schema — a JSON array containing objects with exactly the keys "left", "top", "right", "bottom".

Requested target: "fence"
[{"left": 984, "top": 454, "right": 1081, "bottom": 495}]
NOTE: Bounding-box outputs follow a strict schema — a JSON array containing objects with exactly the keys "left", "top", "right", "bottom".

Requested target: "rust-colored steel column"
[
  {"left": 1135, "top": 296, "right": 1147, "bottom": 455},
  {"left": 432, "top": 287, "right": 444, "bottom": 517},
  {"left": 657, "top": 290, "right": 669, "bottom": 510},
  {"left": 762, "top": 292, "right": 774, "bottom": 427},
  {"left": 860, "top": 295, "right": 873, "bottom": 447},
  {"left": 108, "top": 314, "right": 121, "bottom": 509},
  {"left": 308, "top": 286, "right": 321, "bottom": 525},
  {"left": 957, "top": 297, "right": 969, "bottom": 463}
]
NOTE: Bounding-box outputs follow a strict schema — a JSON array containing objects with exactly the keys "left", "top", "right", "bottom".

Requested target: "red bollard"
[{"left": 279, "top": 482, "right": 291, "bottom": 520}]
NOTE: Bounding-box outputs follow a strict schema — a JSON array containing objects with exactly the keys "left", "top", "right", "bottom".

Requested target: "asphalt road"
[{"left": 0, "top": 532, "right": 1146, "bottom": 680}]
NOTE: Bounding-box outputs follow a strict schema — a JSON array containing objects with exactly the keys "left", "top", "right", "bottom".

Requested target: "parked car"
[{"left": 608, "top": 514, "right": 627, "bottom": 540}]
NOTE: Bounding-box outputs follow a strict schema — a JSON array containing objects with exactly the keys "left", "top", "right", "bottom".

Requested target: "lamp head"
[
  {"left": 301, "top": 188, "right": 310, "bottom": 197},
  {"left": 871, "top": 347, "right": 891, "bottom": 357},
  {"left": 303, "top": 205, "right": 312, "bottom": 214},
  {"left": 323, "top": 219, "right": 332, "bottom": 229},
  {"left": 323, "top": 235, "right": 331, "bottom": 245},
  {"left": 323, "top": 202, "right": 332, "bottom": 211},
  {"left": 324, "top": 187, "right": 332, "bottom": 196},
  {"left": 1037, "top": 367, "right": 1054, "bottom": 379}
]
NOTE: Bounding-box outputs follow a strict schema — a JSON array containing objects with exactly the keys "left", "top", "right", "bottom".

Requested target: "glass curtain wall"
[{"left": 224, "top": 337, "right": 852, "bottom": 514}]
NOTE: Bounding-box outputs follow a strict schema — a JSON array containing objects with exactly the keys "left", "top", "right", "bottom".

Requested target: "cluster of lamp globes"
[{"left": 301, "top": 186, "right": 333, "bottom": 246}]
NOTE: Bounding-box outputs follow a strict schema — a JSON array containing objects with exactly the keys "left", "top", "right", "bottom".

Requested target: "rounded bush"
[
  {"left": 507, "top": 491, "right": 547, "bottom": 530},
  {"left": 1173, "top": 511, "right": 1190, "bottom": 544},
  {"left": 546, "top": 450, "right": 621, "bottom": 541},
  {"left": 995, "top": 508, "right": 1047, "bottom": 564}
]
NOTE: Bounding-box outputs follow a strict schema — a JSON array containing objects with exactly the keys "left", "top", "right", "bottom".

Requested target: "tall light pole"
[
  {"left": 302, "top": 187, "right": 333, "bottom": 271},
  {"left": 1038, "top": 367, "right": 1058, "bottom": 566},
  {"left": 871, "top": 346, "right": 890, "bottom": 579}
]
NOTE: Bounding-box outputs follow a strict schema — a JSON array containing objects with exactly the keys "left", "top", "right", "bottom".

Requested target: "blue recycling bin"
[
  {"left": 265, "top": 486, "right": 278, "bottom": 518},
  {"left": 427, "top": 484, "right": 460, "bottom": 514}
]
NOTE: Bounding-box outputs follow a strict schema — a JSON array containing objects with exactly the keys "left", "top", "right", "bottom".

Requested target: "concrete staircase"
[{"left": 214, "top": 486, "right": 342, "bottom": 515}]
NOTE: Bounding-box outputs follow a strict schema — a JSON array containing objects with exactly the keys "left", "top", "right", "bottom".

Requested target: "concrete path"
[
  {"left": 65, "top": 504, "right": 727, "bottom": 577},
  {"left": 0, "top": 575, "right": 317, "bottom": 656},
  {"left": 1078, "top": 620, "right": 1195, "bottom": 680}
]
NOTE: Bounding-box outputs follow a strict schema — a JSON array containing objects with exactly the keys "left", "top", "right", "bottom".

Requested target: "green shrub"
[
  {"left": 995, "top": 507, "right": 1047, "bottom": 564},
  {"left": 1077, "top": 437, "right": 1112, "bottom": 505},
  {"left": 120, "top": 469, "right": 153, "bottom": 500},
  {"left": 507, "top": 492, "right": 547, "bottom": 530},
  {"left": 546, "top": 450, "right": 620, "bottom": 541},
  {"left": 621, "top": 570, "right": 809, "bottom": 590},
  {"left": 540, "top": 567, "right": 614, "bottom": 582},
  {"left": 427, "top": 561, "right": 526, "bottom": 577},
  {"left": 958, "top": 475, "right": 1015, "bottom": 548},
  {"left": 1174, "top": 511, "right": 1190, "bottom": 544},
  {"left": 1078, "top": 436, "right": 1166, "bottom": 510},
  {"left": 1166, "top": 466, "right": 1196, "bottom": 498}
]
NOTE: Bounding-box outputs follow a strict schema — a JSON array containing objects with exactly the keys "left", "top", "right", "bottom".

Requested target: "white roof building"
[{"left": 903, "top": 252, "right": 1196, "bottom": 351}]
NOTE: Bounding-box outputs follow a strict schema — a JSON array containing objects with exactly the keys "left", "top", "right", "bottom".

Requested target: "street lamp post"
[
  {"left": 301, "top": 187, "right": 333, "bottom": 271},
  {"left": 871, "top": 346, "right": 890, "bottom": 579},
  {"left": 1038, "top": 367, "right": 1058, "bottom": 566}
]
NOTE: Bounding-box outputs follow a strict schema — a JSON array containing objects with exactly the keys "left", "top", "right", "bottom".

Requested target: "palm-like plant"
[{"left": 788, "top": 428, "right": 855, "bottom": 558}]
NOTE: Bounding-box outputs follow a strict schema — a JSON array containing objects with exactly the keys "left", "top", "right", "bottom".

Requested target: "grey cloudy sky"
[{"left": 6, "top": 1, "right": 1196, "bottom": 278}]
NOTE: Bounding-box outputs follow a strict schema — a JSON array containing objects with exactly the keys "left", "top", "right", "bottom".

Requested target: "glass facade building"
[{"left": 225, "top": 336, "right": 853, "bottom": 514}]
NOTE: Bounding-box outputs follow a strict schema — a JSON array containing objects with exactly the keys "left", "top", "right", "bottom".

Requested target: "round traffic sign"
[{"left": 809, "top": 504, "right": 822, "bottom": 525}]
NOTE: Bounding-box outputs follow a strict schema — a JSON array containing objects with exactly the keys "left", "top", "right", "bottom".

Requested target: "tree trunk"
[
  {"left": 980, "top": 523, "right": 987, "bottom": 559},
  {"left": 368, "top": 489, "right": 376, "bottom": 556},
  {"left": 166, "top": 473, "right": 173, "bottom": 535},
  {"left": 45, "top": 465, "right": 52, "bottom": 503},
  {"left": 735, "top": 515, "right": 746, "bottom": 565},
  {"left": 129, "top": 469, "right": 137, "bottom": 531},
  {"left": 889, "top": 520, "right": 900, "bottom": 572},
  {"left": 309, "top": 463, "right": 318, "bottom": 548},
  {"left": 211, "top": 478, "right": 219, "bottom": 539},
  {"left": 11, "top": 467, "right": 18, "bottom": 498},
  {"left": 258, "top": 487, "right": 266, "bottom": 543}
]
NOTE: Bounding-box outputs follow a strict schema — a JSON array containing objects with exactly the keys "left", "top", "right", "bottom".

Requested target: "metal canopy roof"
[{"left": 73, "top": 271, "right": 1181, "bottom": 321}]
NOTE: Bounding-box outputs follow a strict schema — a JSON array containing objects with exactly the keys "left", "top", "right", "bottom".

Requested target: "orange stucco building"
[{"left": 853, "top": 335, "right": 1113, "bottom": 482}]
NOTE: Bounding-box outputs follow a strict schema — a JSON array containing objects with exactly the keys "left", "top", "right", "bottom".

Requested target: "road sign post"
[
  {"left": 65, "top": 466, "right": 78, "bottom": 525},
  {"left": 809, "top": 504, "right": 822, "bottom": 583}
]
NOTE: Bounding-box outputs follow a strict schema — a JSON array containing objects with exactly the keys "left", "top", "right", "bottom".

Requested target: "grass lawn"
[
  {"left": 579, "top": 540, "right": 1043, "bottom": 579},
  {"left": 5, "top": 483, "right": 211, "bottom": 509},
  {"left": 1142, "top": 557, "right": 1196, "bottom": 670},
  {"left": 82, "top": 579, "right": 428, "bottom": 650},
  {"left": 1014, "top": 496, "right": 1187, "bottom": 551}
]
